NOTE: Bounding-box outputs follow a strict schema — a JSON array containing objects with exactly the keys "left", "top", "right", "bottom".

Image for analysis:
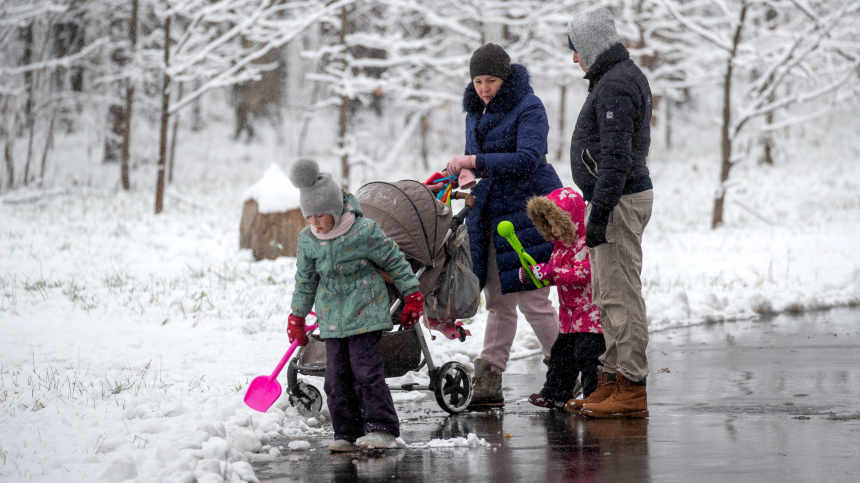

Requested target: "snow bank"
[{"left": 242, "top": 164, "right": 301, "bottom": 214}]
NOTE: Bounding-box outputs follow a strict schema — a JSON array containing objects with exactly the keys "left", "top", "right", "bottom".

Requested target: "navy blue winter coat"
[
  {"left": 462, "top": 64, "right": 563, "bottom": 294},
  {"left": 569, "top": 43, "right": 653, "bottom": 226}
]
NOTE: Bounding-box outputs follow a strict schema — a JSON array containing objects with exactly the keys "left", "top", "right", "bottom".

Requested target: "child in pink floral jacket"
[{"left": 519, "top": 187, "right": 606, "bottom": 409}]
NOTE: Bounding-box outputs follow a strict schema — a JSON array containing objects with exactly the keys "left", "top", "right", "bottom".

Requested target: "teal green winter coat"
[{"left": 290, "top": 190, "right": 420, "bottom": 339}]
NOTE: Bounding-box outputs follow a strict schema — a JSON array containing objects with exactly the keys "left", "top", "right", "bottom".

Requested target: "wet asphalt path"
[{"left": 255, "top": 308, "right": 860, "bottom": 482}]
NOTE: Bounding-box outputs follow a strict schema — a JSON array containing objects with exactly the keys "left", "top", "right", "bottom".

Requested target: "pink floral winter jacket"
[{"left": 525, "top": 188, "right": 601, "bottom": 334}]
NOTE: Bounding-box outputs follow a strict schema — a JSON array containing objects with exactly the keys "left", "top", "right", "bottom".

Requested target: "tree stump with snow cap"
[{"left": 239, "top": 164, "right": 307, "bottom": 260}]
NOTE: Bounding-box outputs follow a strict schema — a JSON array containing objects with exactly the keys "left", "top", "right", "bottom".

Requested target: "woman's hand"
[
  {"left": 446, "top": 155, "right": 476, "bottom": 175},
  {"left": 427, "top": 170, "right": 449, "bottom": 192}
]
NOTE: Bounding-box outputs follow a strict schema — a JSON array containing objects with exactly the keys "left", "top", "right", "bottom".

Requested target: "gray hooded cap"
[
  {"left": 288, "top": 158, "right": 344, "bottom": 227},
  {"left": 567, "top": 8, "right": 620, "bottom": 70}
]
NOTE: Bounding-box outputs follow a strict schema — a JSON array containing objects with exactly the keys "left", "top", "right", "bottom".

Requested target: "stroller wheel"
[
  {"left": 288, "top": 380, "right": 323, "bottom": 416},
  {"left": 433, "top": 362, "right": 472, "bottom": 414}
]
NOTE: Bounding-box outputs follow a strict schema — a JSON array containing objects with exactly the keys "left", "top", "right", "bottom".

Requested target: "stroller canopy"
[{"left": 356, "top": 180, "right": 453, "bottom": 266}]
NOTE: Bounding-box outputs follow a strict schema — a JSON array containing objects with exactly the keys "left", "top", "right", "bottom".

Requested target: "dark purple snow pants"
[
  {"left": 542, "top": 332, "right": 607, "bottom": 402},
  {"left": 324, "top": 331, "right": 400, "bottom": 442}
]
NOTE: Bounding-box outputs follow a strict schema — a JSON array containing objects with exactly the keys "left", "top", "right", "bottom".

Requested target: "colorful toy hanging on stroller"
[{"left": 287, "top": 180, "right": 479, "bottom": 414}]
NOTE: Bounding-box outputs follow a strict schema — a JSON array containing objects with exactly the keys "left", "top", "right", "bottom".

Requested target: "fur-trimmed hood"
[
  {"left": 463, "top": 64, "right": 533, "bottom": 115},
  {"left": 527, "top": 188, "right": 586, "bottom": 246}
]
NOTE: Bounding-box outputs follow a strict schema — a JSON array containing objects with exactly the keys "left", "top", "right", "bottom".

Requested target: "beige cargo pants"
[{"left": 586, "top": 190, "right": 653, "bottom": 383}]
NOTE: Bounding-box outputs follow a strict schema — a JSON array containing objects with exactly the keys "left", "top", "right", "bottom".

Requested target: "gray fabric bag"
[{"left": 425, "top": 223, "right": 480, "bottom": 321}]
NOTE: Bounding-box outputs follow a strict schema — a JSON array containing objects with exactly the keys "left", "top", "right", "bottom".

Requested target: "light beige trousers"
[
  {"left": 587, "top": 190, "right": 653, "bottom": 382},
  {"left": 480, "top": 245, "right": 559, "bottom": 373}
]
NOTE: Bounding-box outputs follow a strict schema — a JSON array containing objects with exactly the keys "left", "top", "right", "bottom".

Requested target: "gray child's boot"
[{"left": 467, "top": 358, "right": 504, "bottom": 409}]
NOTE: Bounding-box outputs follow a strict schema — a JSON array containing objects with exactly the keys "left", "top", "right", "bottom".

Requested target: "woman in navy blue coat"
[{"left": 444, "top": 44, "right": 562, "bottom": 408}]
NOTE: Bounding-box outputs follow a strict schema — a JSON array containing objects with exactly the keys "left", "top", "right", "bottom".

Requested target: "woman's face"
[
  {"left": 308, "top": 214, "right": 335, "bottom": 234},
  {"left": 472, "top": 75, "right": 504, "bottom": 104}
]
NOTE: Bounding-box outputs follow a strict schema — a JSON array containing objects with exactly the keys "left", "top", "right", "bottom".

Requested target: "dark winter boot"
[
  {"left": 529, "top": 393, "right": 565, "bottom": 410},
  {"left": 565, "top": 370, "right": 616, "bottom": 414},
  {"left": 467, "top": 358, "right": 504, "bottom": 409},
  {"left": 580, "top": 372, "right": 648, "bottom": 419}
]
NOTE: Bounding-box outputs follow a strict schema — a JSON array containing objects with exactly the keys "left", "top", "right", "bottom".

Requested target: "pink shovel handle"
[{"left": 270, "top": 322, "right": 318, "bottom": 380}]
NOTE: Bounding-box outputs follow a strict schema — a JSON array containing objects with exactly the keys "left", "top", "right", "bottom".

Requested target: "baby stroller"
[{"left": 286, "top": 180, "right": 478, "bottom": 414}]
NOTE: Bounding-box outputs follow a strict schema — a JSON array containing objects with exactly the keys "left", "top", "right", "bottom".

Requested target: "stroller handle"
[{"left": 451, "top": 192, "right": 474, "bottom": 229}]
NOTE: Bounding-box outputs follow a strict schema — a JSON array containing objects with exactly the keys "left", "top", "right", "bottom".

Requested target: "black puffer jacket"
[{"left": 569, "top": 43, "right": 653, "bottom": 226}]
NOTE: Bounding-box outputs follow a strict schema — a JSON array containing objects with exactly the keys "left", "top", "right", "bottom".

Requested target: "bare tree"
[
  {"left": 155, "top": 15, "right": 170, "bottom": 214},
  {"left": 653, "top": 0, "right": 860, "bottom": 228},
  {"left": 121, "top": 0, "right": 139, "bottom": 190}
]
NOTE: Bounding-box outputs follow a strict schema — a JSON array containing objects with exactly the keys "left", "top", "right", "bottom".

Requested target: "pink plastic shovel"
[{"left": 244, "top": 321, "right": 318, "bottom": 413}]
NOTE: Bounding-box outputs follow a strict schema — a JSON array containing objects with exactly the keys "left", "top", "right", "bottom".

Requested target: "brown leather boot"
[
  {"left": 564, "top": 370, "right": 616, "bottom": 414},
  {"left": 467, "top": 358, "right": 504, "bottom": 409},
  {"left": 580, "top": 372, "right": 648, "bottom": 419}
]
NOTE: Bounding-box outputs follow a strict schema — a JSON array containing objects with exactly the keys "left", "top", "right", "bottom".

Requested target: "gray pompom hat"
[
  {"left": 567, "top": 8, "right": 619, "bottom": 70},
  {"left": 288, "top": 158, "right": 344, "bottom": 227}
]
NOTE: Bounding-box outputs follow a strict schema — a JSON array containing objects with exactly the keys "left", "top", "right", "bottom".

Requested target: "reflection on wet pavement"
[{"left": 256, "top": 308, "right": 860, "bottom": 482}]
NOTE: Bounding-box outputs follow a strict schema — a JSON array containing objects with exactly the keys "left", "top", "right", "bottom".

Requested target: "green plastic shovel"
[{"left": 497, "top": 220, "right": 549, "bottom": 289}]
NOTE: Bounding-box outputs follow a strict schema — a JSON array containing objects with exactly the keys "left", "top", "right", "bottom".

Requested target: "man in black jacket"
[{"left": 564, "top": 7, "right": 654, "bottom": 419}]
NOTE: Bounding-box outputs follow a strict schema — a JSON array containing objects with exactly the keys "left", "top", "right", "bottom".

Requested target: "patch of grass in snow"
[
  {"left": 0, "top": 274, "right": 19, "bottom": 313},
  {"left": 0, "top": 358, "right": 167, "bottom": 414},
  {"left": 102, "top": 360, "right": 162, "bottom": 397}
]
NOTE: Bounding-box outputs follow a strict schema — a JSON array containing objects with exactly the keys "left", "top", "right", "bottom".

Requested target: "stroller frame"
[{"left": 286, "top": 195, "right": 475, "bottom": 415}]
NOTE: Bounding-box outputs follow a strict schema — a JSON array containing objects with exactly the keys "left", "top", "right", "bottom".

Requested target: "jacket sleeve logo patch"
[{"left": 606, "top": 111, "right": 614, "bottom": 119}]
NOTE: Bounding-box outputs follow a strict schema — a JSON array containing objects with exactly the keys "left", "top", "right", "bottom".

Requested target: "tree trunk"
[
  {"left": 760, "top": 94, "right": 775, "bottom": 165},
  {"left": 420, "top": 114, "right": 430, "bottom": 170},
  {"left": 155, "top": 16, "right": 171, "bottom": 214},
  {"left": 103, "top": 11, "right": 130, "bottom": 164},
  {"left": 338, "top": 93, "right": 349, "bottom": 187},
  {"left": 665, "top": 99, "right": 672, "bottom": 150},
  {"left": 555, "top": 84, "right": 567, "bottom": 161},
  {"left": 191, "top": 79, "right": 203, "bottom": 132},
  {"left": 712, "top": 3, "right": 748, "bottom": 229},
  {"left": 104, "top": 104, "right": 124, "bottom": 163},
  {"left": 22, "top": 24, "right": 34, "bottom": 186},
  {"left": 337, "top": 7, "right": 350, "bottom": 187},
  {"left": 121, "top": 0, "right": 138, "bottom": 190},
  {"left": 169, "top": 84, "right": 182, "bottom": 183},
  {"left": 38, "top": 113, "right": 57, "bottom": 187},
  {"left": 3, "top": 142, "right": 13, "bottom": 190}
]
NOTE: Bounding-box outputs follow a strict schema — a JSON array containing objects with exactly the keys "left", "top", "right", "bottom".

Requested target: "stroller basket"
[{"left": 293, "top": 330, "right": 423, "bottom": 378}]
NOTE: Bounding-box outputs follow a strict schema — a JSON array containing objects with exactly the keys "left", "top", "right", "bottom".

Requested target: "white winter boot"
[{"left": 355, "top": 432, "right": 397, "bottom": 449}]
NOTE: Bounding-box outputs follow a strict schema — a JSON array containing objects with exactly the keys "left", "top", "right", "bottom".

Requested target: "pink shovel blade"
[
  {"left": 244, "top": 375, "right": 283, "bottom": 412},
  {"left": 244, "top": 322, "right": 318, "bottom": 413}
]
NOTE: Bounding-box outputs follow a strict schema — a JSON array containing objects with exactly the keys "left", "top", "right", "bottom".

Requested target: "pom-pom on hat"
[
  {"left": 288, "top": 158, "right": 344, "bottom": 227},
  {"left": 470, "top": 43, "right": 511, "bottom": 81}
]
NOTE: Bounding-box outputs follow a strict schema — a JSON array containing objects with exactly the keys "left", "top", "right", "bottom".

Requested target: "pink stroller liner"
[{"left": 425, "top": 317, "right": 471, "bottom": 341}]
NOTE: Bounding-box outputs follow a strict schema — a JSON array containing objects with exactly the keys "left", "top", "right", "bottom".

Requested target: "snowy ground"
[{"left": 2, "top": 111, "right": 859, "bottom": 482}]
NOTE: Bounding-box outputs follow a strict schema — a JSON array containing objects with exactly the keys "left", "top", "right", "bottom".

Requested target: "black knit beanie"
[{"left": 469, "top": 43, "right": 511, "bottom": 80}]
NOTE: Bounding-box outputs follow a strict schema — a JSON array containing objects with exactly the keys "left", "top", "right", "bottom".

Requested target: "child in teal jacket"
[{"left": 286, "top": 159, "right": 424, "bottom": 451}]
